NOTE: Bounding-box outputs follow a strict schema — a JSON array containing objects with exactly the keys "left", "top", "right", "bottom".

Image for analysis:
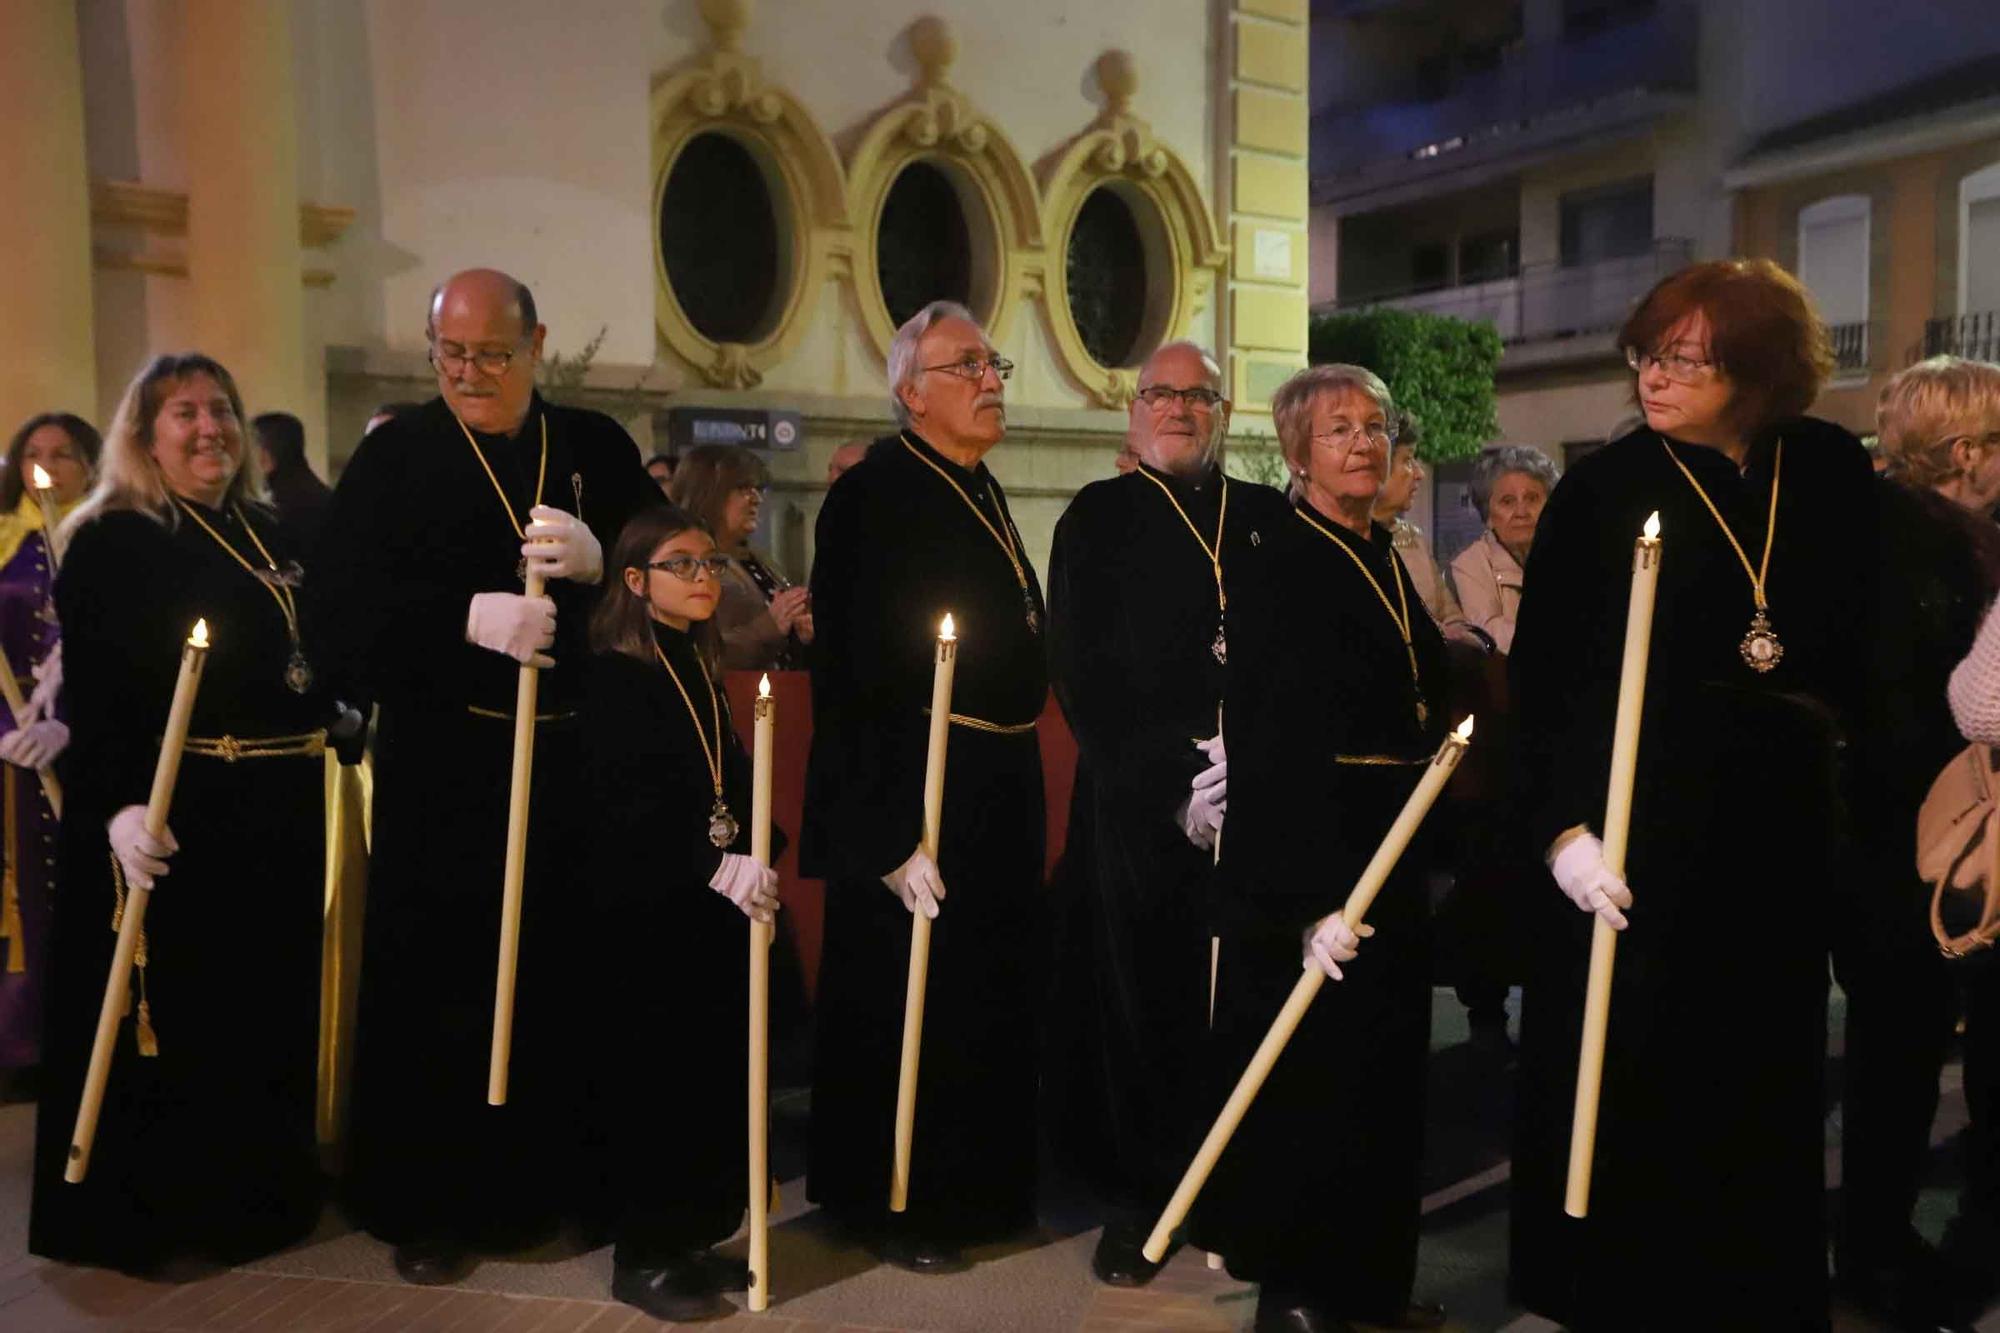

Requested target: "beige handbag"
[{"left": 1915, "top": 743, "right": 2000, "bottom": 959}]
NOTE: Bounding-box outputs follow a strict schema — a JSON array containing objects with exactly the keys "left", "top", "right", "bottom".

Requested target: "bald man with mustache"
[{"left": 309, "top": 269, "right": 661, "bottom": 1285}]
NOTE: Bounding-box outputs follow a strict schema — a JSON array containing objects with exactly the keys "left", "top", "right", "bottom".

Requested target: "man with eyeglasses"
[
  {"left": 802, "top": 299, "right": 1047, "bottom": 1273},
  {"left": 309, "top": 268, "right": 661, "bottom": 1286},
  {"left": 1045, "top": 341, "right": 1289, "bottom": 1287}
]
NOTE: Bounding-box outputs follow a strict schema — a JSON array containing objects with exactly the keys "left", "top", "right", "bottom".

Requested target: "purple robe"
[{"left": 0, "top": 528, "right": 58, "bottom": 1068}]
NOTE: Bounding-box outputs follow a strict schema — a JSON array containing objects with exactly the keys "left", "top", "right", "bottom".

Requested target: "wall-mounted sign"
[{"left": 661, "top": 406, "right": 803, "bottom": 453}]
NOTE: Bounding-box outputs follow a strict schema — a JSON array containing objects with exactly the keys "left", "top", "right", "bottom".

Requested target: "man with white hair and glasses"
[{"left": 802, "top": 301, "right": 1048, "bottom": 1272}]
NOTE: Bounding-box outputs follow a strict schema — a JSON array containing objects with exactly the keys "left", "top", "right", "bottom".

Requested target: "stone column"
[
  {"left": 0, "top": 5, "right": 98, "bottom": 428},
  {"left": 181, "top": 0, "right": 314, "bottom": 458}
]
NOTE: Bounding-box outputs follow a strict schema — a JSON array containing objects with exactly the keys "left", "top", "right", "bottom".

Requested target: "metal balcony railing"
[
  {"left": 1828, "top": 321, "right": 1871, "bottom": 374},
  {"left": 1311, "top": 2, "right": 1697, "bottom": 183},
  {"left": 1918, "top": 312, "right": 2000, "bottom": 363},
  {"left": 1320, "top": 238, "right": 1693, "bottom": 347}
]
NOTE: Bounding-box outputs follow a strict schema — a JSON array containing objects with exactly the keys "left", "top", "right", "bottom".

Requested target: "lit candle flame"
[
  {"left": 190, "top": 619, "right": 209, "bottom": 649},
  {"left": 1454, "top": 715, "right": 1475, "bottom": 741},
  {"left": 939, "top": 613, "right": 956, "bottom": 641},
  {"left": 30, "top": 464, "right": 52, "bottom": 492},
  {"left": 758, "top": 673, "right": 771, "bottom": 699},
  {"left": 1642, "top": 511, "right": 1661, "bottom": 540}
]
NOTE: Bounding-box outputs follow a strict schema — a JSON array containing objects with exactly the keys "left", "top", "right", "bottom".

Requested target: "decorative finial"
[
  {"left": 1096, "top": 50, "right": 1138, "bottom": 117},
  {"left": 699, "top": 0, "right": 750, "bottom": 53},
  {"left": 909, "top": 16, "right": 957, "bottom": 88}
]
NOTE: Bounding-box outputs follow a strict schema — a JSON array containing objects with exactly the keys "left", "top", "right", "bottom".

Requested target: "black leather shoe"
[
  {"left": 1091, "top": 1229, "right": 1164, "bottom": 1287},
  {"left": 870, "top": 1228, "right": 969, "bottom": 1274},
  {"left": 611, "top": 1258, "right": 731, "bottom": 1323},
  {"left": 1253, "top": 1292, "right": 1357, "bottom": 1333},
  {"left": 392, "top": 1239, "right": 476, "bottom": 1286},
  {"left": 1380, "top": 1300, "right": 1448, "bottom": 1330},
  {"left": 689, "top": 1248, "right": 752, "bottom": 1292}
]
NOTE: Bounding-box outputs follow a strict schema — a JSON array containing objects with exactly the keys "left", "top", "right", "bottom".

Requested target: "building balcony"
[
  {"left": 1918, "top": 312, "right": 2000, "bottom": 363},
  {"left": 1828, "top": 321, "right": 1871, "bottom": 376},
  {"left": 1317, "top": 238, "right": 1692, "bottom": 359},
  {"left": 1311, "top": 2, "right": 1697, "bottom": 212}
]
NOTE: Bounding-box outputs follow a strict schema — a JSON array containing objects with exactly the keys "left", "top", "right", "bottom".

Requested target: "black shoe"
[
  {"left": 689, "top": 1248, "right": 752, "bottom": 1293},
  {"left": 870, "top": 1228, "right": 968, "bottom": 1274},
  {"left": 1091, "top": 1228, "right": 1164, "bottom": 1287},
  {"left": 1840, "top": 1238, "right": 1977, "bottom": 1333},
  {"left": 392, "top": 1238, "right": 476, "bottom": 1286},
  {"left": 1379, "top": 1300, "right": 1448, "bottom": 1330},
  {"left": 611, "top": 1257, "right": 732, "bottom": 1323},
  {"left": 1253, "top": 1290, "right": 1357, "bottom": 1333}
]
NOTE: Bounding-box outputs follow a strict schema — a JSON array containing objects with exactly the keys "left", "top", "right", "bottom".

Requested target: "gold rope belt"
[
  {"left": 183, "top": 730, "right": 327, "bottom": 762},
  {"left": 466, "top": 705, "right": 577, "bottom": 723},
  {"left": 922, "top": 707, "right": 1037, "bottom": 735},
  {"left": 1333, "top": 753, "right": 1428, "bottom": 766}
]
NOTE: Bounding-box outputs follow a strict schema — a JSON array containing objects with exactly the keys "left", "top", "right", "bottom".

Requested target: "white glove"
[
  {"left": 1550, "top": 832, "right": 1633, "bottom": 930},
  {"left": 0, "top": 719, "right": 68, "bottom": 770},
  {"left": 522, "top": 504, "right": 603, "bottom": 584},
  {"left": 466, "top": 591, "right": 556, "bottom": 668},
  {"left": 1178, "top": 776, "right": 1226, "bottom": 851},
  {"left": 109, "top": 804, "right": 177, "bottom": 891},
  {"left": 23, "top": 645, "right": 61, "bottom": 724},
  {"left": 1304, "top": 912, "right": 1376, "bottom": 980},
  {"left": 710, "top": 852, "right": 781, "bottom": 923},
  {"left": 883, "top": 847, "right": 945, "bottom": 919},
  {"left": 1196, "top": 732, "right": 1225, "bottom": 766},
  {"left": 1192, "top": 753, "right": 1227, "bottom": 808}
]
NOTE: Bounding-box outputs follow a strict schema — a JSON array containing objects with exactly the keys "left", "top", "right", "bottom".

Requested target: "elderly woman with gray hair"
[
  {"left": 1450, "top": 445, "right": 1558, "bottom": 653},
  {"left": 1198, "top": 362, "right": 1449, "bottom": 1333}
]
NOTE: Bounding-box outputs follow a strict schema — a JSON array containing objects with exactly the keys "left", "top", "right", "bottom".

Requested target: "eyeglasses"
[
  {"left": 1136, "top": 385, "right": 1224, "bottom": 410},
  {"left": 922, "top": 355, "right": 1014, "bottom": 383},
  {"left": 1312, "top": 421, "right": 1397, "bottom": 450},
  {"left": 645, "top": 555, "right": 731, "bottom": 581},
  {"left": 734, "top": 483, "right": 769, "bottom": 499},
  {"left": 1625, "top": 346, "right": 1716, "bottom": 383},
  {"left": 430, "top": 340, "right": 525, "bottom": 378}
]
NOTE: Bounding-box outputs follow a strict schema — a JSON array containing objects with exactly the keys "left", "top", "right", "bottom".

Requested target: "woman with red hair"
[{"left": 1508, "top": 260, "right": 1875, "bottom": 1331}]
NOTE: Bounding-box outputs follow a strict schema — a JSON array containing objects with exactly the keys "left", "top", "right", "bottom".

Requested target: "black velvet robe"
[
  {"left": 1044, "top": 463, "right": 1290, "bottom": 1217},
  {"left": 307, "top": 393, "right": 660, "bottom": 1246},
  {"left": 581, "top": 624, "right": 783, "bottom": 1266},
  {"left": 33, "top": 503, "right": 329, "bottom": 1271},
  {"left": 1508, "top": 419, "right": 1877, "bottom": 1332},
  {"left": 802, "top": 430, "right": 1047, "bottom": 1242},
  {"left": 1193, "top": 499, "right": 1446, "bottom": 1312}
]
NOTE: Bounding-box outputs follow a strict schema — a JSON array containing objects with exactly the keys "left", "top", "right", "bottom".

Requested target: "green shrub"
[{"left": 1307, "top": 308, "right": 1501, "bottom": 462}]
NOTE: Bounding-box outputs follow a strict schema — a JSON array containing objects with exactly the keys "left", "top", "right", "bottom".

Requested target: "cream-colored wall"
[
  {"left": 291, "top": 0, "right": 1216, "bottom": 396},
  {"left": 78, "top": 0, "right": 1233, "bottom": 573},
  {"left": 1494, "top": 373, "right": 1635, "bottom": 452}
]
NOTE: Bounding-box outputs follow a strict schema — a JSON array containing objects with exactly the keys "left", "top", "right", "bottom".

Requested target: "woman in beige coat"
[
  {"left": 1449, "top": 445, "right": 1557, "bottom": 653},
  {"left": 668, "top": 444, "right": 813, "bottom": 670}
]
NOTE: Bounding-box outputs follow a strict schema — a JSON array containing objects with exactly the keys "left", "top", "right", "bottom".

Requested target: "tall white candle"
[
  {"left": 1143, "top": 716, "right": 1475, "bottom": 1262},
  {"left": 1565, "top": 512, "right": 1662, "bottom": 1218},
  {"left": 891, "top": 614, "right": 956, "bottom": 1213},
  {"left": 748, "top": 674, "right": 774, "bottom": 1310},
  {"left": 68, "top": 618, "right": 210, "bottom": 1181}
]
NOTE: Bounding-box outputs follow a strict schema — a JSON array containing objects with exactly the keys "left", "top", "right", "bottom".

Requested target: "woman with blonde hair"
[
  {"left": 668, "top": 443, "right": 812, "bottom": 670},
  {"left": 1508, "top": 259, "right": 1876, "bottom": 1330},
  {"left": 1850, "top": 355, "right": 2000, "bottom": 1329},
  {"left": 30, "top": 354, "right": 339, "bottom": 1274}
]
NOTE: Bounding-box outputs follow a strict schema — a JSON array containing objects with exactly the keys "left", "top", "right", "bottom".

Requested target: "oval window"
[
  {"left": 659, "top": 132, "right": 785, "bottom": 344},
  {"left": 877, "top": 161, "right": 977, "bottom": 329},
  {"left": 1065, "top": 186, "right": 1153, "bottom": 368}
]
